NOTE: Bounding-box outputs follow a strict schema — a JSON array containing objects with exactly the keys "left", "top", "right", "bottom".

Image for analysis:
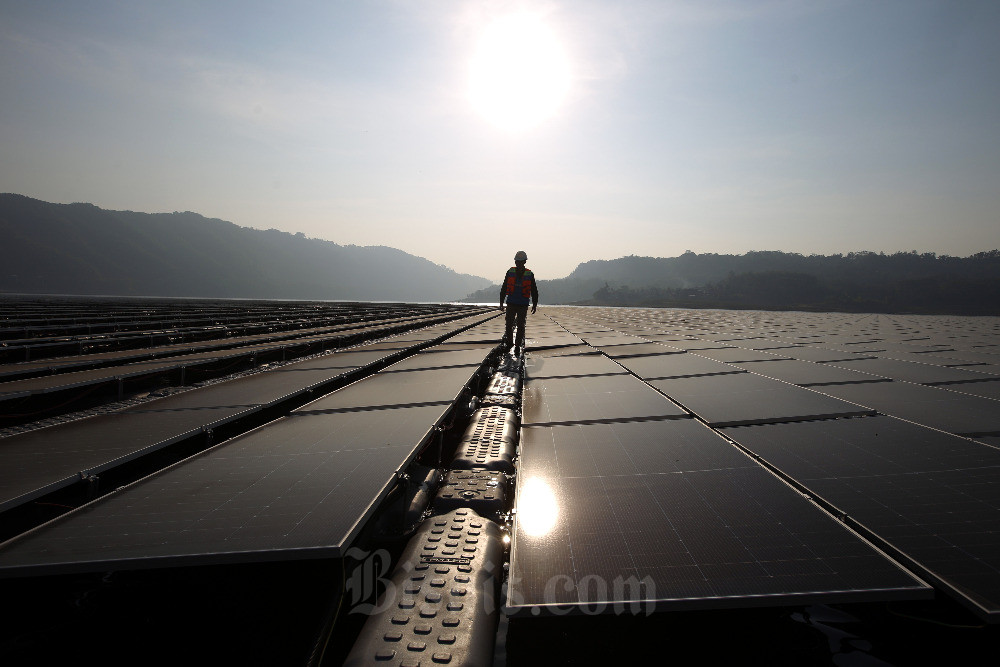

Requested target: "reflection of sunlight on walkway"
[{"left": 518, "top": 478, "right": 559, "bottom": 536}]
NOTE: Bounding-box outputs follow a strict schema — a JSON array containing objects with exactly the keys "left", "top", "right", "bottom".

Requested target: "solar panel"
[
  {"left": 525, "top": 333, "right": 586, "bottom": 350},
  {"left": 946, "top": 380, "right": 1000, "bottom": 401},
  {"left": 127, "top": 370, "right": 344, "bottom": 410},
  {"left": 815, "top": 382, "right": 1000, "bottom": 437},
  {"left": 823, "top": 357, "right": 999, "bottom": 385},
  {"left": 729, "top": 359, "right": 888, "bottom": 387},
  {"left": 580, "top": 335, "right": 648, "bottom": 347},
  {"left": 668, "top": 341, "right": 736, "bottom": 352},
  {"left": 721, "top": 416, "right": 1000, "bottom": 618},
  {"left": 598, "top": 342, "right": 684, "bottom": 358},
  {"left": 524, "top": 345, "right": 595, "bottom": 358},
  {"left": 507, "top": 419, "right": 929, "bottom": 613},
  {"left": 690, "top": 348, "right": 793, "bottom": 363},
  {"left": 524, "top": 353, "right": 627, "bottom": 379},
  {"left": 278, "top": 347, "right": 402, "bottom": 371},
  {"left": 294, "top": 365, "right": 481, "bottom": 412},
  {"left": 0, "top": 404, "right": 448, "bottom": 575},
  {"left": 782, "top": 347, "right": 876, "bottom": 364},
  {"left": 648, "top": 373, "right": 875, "bottom": 427},
  {"left": 0, "top": 406, "right": 256, "bottom": 512},
  {"left": 521, "top": 374, "right": 688, "bottom": 426},
  {"left": 381, "top": 347, "right": 489, "bottom": 371},
  {"left": 615, "top": 353, "right": 745, "bottom": 380},
  {"left": 919, "top": 350, "right": 1000, "bottom": 365}
]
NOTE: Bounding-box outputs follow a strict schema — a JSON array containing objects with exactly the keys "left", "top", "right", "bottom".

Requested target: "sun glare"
[
  {"left": 518, "top": 478, "right": 559, "bottom": 537},
  {"left": 468, "top": 13, "right": 571, "bottom": 132}
]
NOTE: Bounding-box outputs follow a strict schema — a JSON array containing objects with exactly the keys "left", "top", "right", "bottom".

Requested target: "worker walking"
[{"left": 499, "top": 250, "right": 538, "bottom": 351}]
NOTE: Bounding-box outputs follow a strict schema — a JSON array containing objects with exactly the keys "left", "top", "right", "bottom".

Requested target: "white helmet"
[{"left": 514, "top": 250, "right": 528, "bottom": 262}]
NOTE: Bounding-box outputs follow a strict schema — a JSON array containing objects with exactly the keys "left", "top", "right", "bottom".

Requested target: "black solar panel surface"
[
  {"left": 729, "top": 359, "right": 888, "bottom": 386},
  {"left": 508, "top": 419, "right": 929, "bottom": 613},
  {"left": 815, "top": 382, "right": 1000, "bottom": 436},
  {"left": 615, "top": 353, "right": 746, "bottom": 380},
  {"left": 523, "top": 353, "right": 627, "bottom": 379},
  {"left": 947, "top": 380, "right": 1000, "bottom": 401},
  {"left": 597, "top": 342, "right": 684, "bottom": 358},
  {"left": 0, "top": 406, "right": 255, "bottom": 512},
  {"left": 689, "top": 348, "right": 794, "bottom": 363},
  {"left": 722, "top": 416, "right": 1000, "bottom": 617},
  {"left": 0, "top": 404, "right": 447, "bottom": 574},
  {"left": 649, "top": 373, "right": 875, "bottom": 427},
  {"left": 294, "top": 365, "right": 481, "bottom": 412},
  {"left": 379, "top": 346, "right": 490, "bottom": 371},
  {"left": 0, "top": 344, "right": 406, "bottom": 511},
  {"left": 823, "top": 357, "right": 999, "bottom": 385},
  {"left": 521, "top": 374, "right": 688, "bottom": 426}
]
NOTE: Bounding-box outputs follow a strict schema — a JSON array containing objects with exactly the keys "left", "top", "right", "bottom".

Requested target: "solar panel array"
[
  {"left": 0, "top": 312, "right": 496, "bottom": 573},
  {"left": 508, "top": 307, "right": 1000, "bottom": 619},
  {"left": 3, "top": 299, "right": 999, "bottom": 627}
]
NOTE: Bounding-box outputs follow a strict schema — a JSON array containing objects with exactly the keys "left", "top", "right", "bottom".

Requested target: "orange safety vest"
[{"left": 503, "top": 267, "right": 534, "bottom": 304}]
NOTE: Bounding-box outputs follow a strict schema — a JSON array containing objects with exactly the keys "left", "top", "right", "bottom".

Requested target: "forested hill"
[
  {"left": 463, "top": 250, "right": 1000, "bottom": 315},
  {"left": 0, "top": 194, "right": 491, "bottom": 301}
]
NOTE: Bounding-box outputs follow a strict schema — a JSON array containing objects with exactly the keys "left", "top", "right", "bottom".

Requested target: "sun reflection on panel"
[
  {"left": 518, "top": 477, "right": 559, "bottom": 537},
  {"left": 468, "top": 12, "right": 571, "bottom": 132}
]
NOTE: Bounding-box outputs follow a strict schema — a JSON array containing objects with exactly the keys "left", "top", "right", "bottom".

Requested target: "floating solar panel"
[
  {"left": 640, "top": 334, "right": 698, "bottom": 343},
  {"left": 131, "top": 371, "right": 344, "bottom": 411},
  {"left": 294, "top": 365, "right": 480, "bottom": 413},
  {"left": 507, "top": 419, "right": 929, "bottom": 614},
  {"left": 815, "top": 382, "right": 1000, "bottom": 437},
  {"left": 823, "top": 357, "right": 999, "bottom": 385},
  {"left": 0, "top": 405, "right": 257, "bottom": 512},
  {"left": 598, "top": 342, "right": 683, "bottom": 358},
  {"left": 729, "top": 359, "right": 888, "bottom": 387},
  {"left": 521, "top": 374, "right": 688, "bottom": 426},
  {"left": 649, "top": 373, "right": 875, "bottom": 427},
  {"left": 0, "top": 358, "right": 185, "bottom": 397},
  {"left": 525, "top": 333, "right": 586, "bottom": 350},
  {"left": 524, "top": 353, "right": 627, "bottom": 379},
  {"left": 580, "top": 335, "right": 648, "bottom": 347},
  {"left": 277, "top": 346, "right": 401, "bottom": 372},
  {"left": 524, "top": 345, "right": 595, "bottom": 358},
  {"left": 381, "top": 347, "right": 489, "bottom": 372},
  {"left": 947, "top": 380, "right": 1000, "bottom": 401},
  {"left": 721, "top": 416, "right": 1000, "bottom": 619},
  {"left": 750, "top": 343, "right": 805, "bottom": 352},
  {"left": 661, "top": 342, "right": 733, "bottom": 354},
  {"left": 918, "top": 350, "right": 1000, "bottom": 366},
  {"left": 0, "top": 404, "right": 449, "bottom": 575},
  {"left": 615, "top": 353, "right": 745, "bottom": 380},
  {"left": 692, "top": 348, "right": 794, "bottom": 363},
  {"left": 781, "top": 347, "right": 876, "bottom": 364}
]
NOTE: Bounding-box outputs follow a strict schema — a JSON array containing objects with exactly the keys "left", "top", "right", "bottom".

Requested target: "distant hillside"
[
  {"left": 0, "top": 195, "right": 491, "bottom": 301},
  {"left": 464, "top": 250, "right": 1000, "bottom": 315}
]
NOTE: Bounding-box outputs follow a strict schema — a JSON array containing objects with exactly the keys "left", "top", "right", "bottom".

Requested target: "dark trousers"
[{"left": 504, "top": 304, "right": 529, "bottom": 347}]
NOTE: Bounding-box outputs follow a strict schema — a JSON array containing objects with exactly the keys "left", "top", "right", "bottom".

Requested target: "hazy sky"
[{"left": 2, "top": 1, "right": 998, "bottom": 280}]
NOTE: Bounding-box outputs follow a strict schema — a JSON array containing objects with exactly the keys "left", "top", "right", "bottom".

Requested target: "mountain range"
[
  {"left": 4, "top": 194, "right": 997, "bottom": 314},
  {"left": 465, "top": 250, "right": 1000, "bottom": 315},
  {"left": 0, "top": 195, "right": 491, "bottom": 302}
]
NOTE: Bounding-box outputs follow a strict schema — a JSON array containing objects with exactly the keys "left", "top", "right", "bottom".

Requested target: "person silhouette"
[{"left": 499, "top": 250, "right": 538, "bottom": 351}]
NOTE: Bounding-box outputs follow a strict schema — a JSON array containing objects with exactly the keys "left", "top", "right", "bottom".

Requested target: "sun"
[{"left": 468, "top": 12, "right": 571, "bottom": 132}]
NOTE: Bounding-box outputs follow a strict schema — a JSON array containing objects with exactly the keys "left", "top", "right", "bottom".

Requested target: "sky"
[{"left": 2, "top": 0, "right": 998, "bottom": 280}]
